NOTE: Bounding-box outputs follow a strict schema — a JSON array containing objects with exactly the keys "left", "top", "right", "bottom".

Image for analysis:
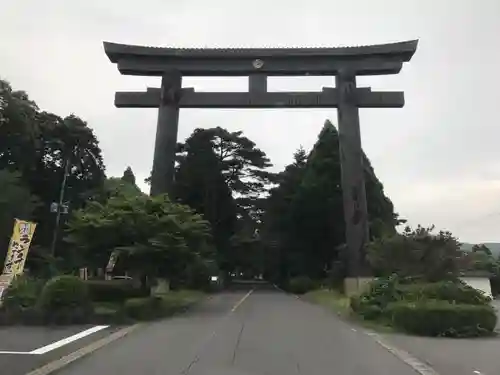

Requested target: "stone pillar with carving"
[{"left": 335, "top": 70, "right": 371, "bottom": 294}]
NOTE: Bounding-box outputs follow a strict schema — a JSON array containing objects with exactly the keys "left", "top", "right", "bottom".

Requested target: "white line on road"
[
  {"left": 231, "top": 289, "right": 254, "bottom": 312},
  {"left": 0, "top": 325, "right": 109, "bottom": 356},
  {"left": 30, "top": 325, "right": 109, "bottom": 355},
  {"left": 365, "top": 331, "right": 440, "bottom": 375}
]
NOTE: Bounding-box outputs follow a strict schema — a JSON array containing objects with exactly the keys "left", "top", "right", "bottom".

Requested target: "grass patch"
[
  {"left": 165, "top": 290, "right": 205, "bottom": 306},
  {"left": 305, "top": 289, "right": 351, "bottom": 317},
  {"left": 304, "top": 289, "right": 394, "bottom": 333}
]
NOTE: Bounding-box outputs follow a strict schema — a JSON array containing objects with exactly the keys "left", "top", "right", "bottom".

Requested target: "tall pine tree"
[
  {"left": 262, "top": 120, "right": 399, "bottom": 280},
  {"left": 121, "top": 166, "right": 136, "bottom": 185},
  {"left": 174, "top": 132, "right": 238, "bottom": 273}
]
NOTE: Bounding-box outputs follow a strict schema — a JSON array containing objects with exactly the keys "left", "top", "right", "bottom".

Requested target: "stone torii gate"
[{"left": 103, "top": 40, "right": 418, "bottom": 292}]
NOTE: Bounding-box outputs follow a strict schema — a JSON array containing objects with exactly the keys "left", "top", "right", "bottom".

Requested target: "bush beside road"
[
  {"left": 0, "top": 275, "right": 206, "bottom": 326},
  {"left": 299, "top": 275, "right": 497, "bottom": 338}
]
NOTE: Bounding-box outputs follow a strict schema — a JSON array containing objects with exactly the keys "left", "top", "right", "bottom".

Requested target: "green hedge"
[
  {"left": 387, "top": 300, "right": 497, "bottom": 337},
  {"left": 123, "top": 297, "right": 163, "bottom": 320},
  {"left": 123, "top": 292, "right": 203, "bottom": 321},
  {"left": 287, "top": 276, "right": 317, "bottom": 295},
  {"left": 85, "top": 280, "right": 149, "bottom": 302},
  {"left": 2, "top": 276, "right": 44, "bottom": 311},
  {"left": 349, "top": 276, "right": 496, "bottom": 337},
  {"left": 350, "top": 277, "right": 490, "bottom": 316},
  {"left": 398, "top": 280, "right": 491, "bottom": 305},
  {"left": 38, "top": 275, "right": 94, "bottom": 324}
]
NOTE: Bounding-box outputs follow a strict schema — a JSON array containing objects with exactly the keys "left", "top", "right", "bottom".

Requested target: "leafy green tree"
[
  {"left": 65, "top": 193, "right": 214, "bottom": 284},
  {"left": 366, "top": 225, "right": 462, "bottom": 281},
  {"left": 260, "top": 147, "right": 308, "bottom": 281},
  {"left": 179, "top": 127, "right": 274, "bottom": 197},
  {"left": 88, "top": 176, "right": 144, "bottom": 205},
  {"left": 472, "top": 244, "right": 492, "bottom": 256},
  {"left": 0, "top": 79, "right": 106, "bottom": 251},
  {"left": 121, "top": 166, "right": 136, "bottom": 185},
  {"left": 460, "top": 244, "right": 496, "bottom": 273},
  {"left": 0, "top": 169, "right": 40, "bottom": 262}
]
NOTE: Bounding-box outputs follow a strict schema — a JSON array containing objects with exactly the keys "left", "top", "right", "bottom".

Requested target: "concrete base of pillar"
[{"left": 343, "top": 277, "right": 374, "bottom": 296}]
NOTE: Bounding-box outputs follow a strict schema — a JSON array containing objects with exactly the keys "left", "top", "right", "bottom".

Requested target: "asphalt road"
[
  {"left": 56, "top": 289, "right": 420, "bottom": 375},
  {"left": 0, "top": 324, "right": 120, "bottom": 375}
]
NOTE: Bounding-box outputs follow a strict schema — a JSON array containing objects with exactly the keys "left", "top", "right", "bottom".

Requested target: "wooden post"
[
  {"left": 336, "top": 70, "right": 370, "bottom": 281},
  {"left": 150, "top": 71, "right": 182, "bottom": 197}
]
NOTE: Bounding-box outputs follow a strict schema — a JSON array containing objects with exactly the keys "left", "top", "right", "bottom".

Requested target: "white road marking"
[
  {"left": 365, "top": 331, "right": 440, "bottom": 375},
  {"left": 473, "top": 371, "right": 482, "bottom": 374},
  {"left": 0, "top": 325, "right": 109, "bottom": 355},
  {"left": 30, "top": 325, "right": 109, "bottom": 355},
  {"left": 231, "top": 289, "right": 254, "bottom": 312},
  {"left": 351, "top": 328, "right": 357, "bottom": 332}
]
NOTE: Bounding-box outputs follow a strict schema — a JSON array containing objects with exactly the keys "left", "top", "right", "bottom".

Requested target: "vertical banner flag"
[{"left": 2, "top": 219, "right": 37, "bottom": 276}]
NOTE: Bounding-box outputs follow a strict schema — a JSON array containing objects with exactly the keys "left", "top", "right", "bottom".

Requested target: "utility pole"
[{"left": 49, "top": 156, "right": 70, "bottom": 257}]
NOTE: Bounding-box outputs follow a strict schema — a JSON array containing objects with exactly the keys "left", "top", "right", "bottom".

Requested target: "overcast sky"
[{"left": 1, "top": 0, "right": 499, "bottom": 243}]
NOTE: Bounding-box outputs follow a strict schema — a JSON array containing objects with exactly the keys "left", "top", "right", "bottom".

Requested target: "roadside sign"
[{"left": 2, "top": 219, "right": 37, "bottom": 276}]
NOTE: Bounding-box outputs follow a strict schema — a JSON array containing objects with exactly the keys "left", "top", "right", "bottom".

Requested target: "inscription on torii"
[
  {"left": 104, "top": 40, "right": 418, "bottom": 282},
  {"left": 115, "top": 86, "right": 404, "bottom": 109}
]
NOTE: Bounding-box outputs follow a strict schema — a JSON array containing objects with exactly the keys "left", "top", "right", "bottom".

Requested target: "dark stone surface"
[
  {"left": 56, "top": 289, "right": 420, "bottom": 375},
  {"left": 336, "top": 72, "right": 371, "bottom": 277},
  {"left": 104, "top": 40, "right": 418, "bottom": 60},
  {"left": 248, "top": 75, "right": 267, "bottom": 93},
  {"left": 103, "top": 40, "right": 418, "bottom": 76},
  {"left": 115, "top": 88, "right": 404, "bottom": 109},
  {"left": 149, "top": 71, "right": 182, "bottom": 197}
]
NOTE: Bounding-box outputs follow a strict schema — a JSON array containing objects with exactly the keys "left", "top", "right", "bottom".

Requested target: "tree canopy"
[{"left": 3, "top": 77, "right": 471, "bottom": 290}]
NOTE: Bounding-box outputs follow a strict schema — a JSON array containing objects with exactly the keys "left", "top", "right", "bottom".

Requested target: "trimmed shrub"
[
  {"left": 123, "top": 297, "right": 163, "bottom": 321},
  {"left": 38, "top": 275, "right": 93, "bottom": 324},
  {"left": 350, "top": 275, "right": 402, "bottom": 319},
  {"left": 387, "top": 300, "right": 497, "bottom": 337},
  {"left": 85, "top": 279, "right": 148, "bottom": 302},
  {"left": 2, "top": 276, "right": 44, "bottom": 311},
  {"left": 350, "top": 276, "right": 491, "bottom": 323},
  {"left": 288, "top": 276, "right": 316, "bottom": 294},
  {"left": 399, "top": 280, "right": 491, "bottom": 305}
]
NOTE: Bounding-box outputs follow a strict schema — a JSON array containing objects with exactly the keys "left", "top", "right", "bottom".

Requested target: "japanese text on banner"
[{"left": 2, "top": 219, "right": 37, "bottom": 276}]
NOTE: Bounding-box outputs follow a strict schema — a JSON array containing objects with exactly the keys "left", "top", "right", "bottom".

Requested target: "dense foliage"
[
  {"left": 65, "top": 192, "right": 214, "bottom": 285},
  {"left": 350, "top": 275, "right": 496, "bottom": 337},
  {"left": 261, "top": 120, "right": 400, "bottom": 283},
  {"left": 387, "top": 301, "right": 496, "bottom": 337},
  {"left": 367, "top": 225, "right": 463, "bottom": 281},
  {"left": 38, "top": 275, "right": 93, "bottom": 324},
  {"left": 0, "top": 79, "right": 105, "bottom": 271}
]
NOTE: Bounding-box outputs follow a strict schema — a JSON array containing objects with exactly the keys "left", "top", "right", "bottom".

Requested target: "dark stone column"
[
  {"left": 336, "top": 71, "right": 370, "bottom": 278},
  {"left": 249, "top": 74, "right": 267, "bottom": 93},
  {"left": 150, "top": 71, "right": 182, "bottom": 197}
]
